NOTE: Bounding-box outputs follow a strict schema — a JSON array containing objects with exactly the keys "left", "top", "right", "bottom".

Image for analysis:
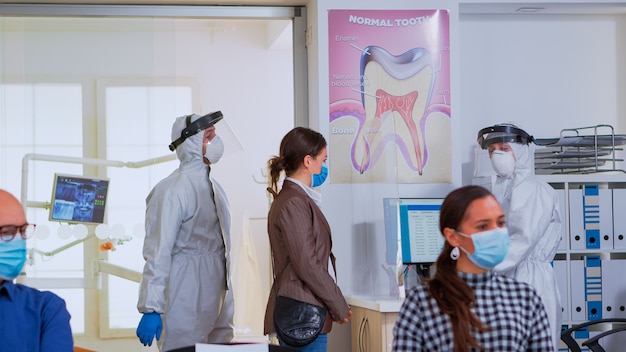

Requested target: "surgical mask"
[
  {"left": 312, "top": 165, "right": 328, "bottom": 188},
  {"left": 457, "top": 227, "right": 510, "bottom": 270},
  {"left": 204, "top": 135, "right": 224, "bottom": 164},
  {"left": 0, "top": 238, "right": 27, "bottom": 280},
  {"left": 490, "top": 150, "right": 516, "bottom": 177}
]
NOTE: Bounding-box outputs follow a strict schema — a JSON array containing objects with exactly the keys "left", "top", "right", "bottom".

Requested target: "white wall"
[{"left": 459, "top": 12, "right": 626, "bottom": 184}]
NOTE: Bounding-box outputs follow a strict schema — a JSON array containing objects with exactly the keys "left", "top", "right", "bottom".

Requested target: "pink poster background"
[{"left": 328, "top": 9, "right": 451, "bottom": 184}]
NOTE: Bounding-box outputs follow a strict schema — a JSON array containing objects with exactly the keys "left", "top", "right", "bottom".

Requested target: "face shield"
[
  {"left": 477, "top": 124, "right": 534, "bottom": 150},
  {"left": 169, "top": 111, "right": 224, "bottom": 151},
  {"left": 473, "top": 124, "right": 534, "bottom": 183},
  {"left": 168, "top": 111, "right": 243, "bottom": 157}
]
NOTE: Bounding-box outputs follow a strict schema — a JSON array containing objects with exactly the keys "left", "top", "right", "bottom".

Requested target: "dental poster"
[{"left": 328, "top": 10, "right": 451, "bottom": 184}]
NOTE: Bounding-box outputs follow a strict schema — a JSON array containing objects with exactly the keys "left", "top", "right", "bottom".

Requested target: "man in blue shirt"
[{"left": 0, "top": 189, "right": 74, "bottom": 351}]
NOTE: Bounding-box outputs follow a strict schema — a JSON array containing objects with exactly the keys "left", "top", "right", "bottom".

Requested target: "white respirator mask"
[
  {"left": 204, "top": 136, "right": 225, "bottom": 164},
  {"left": 490, "top": 150, "right": 516, "bottom": 178}
]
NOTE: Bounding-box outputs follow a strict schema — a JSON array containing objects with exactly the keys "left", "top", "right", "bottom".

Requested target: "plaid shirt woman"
[{"left": 393, "top": 186, "right": 553, "bottom": 352}]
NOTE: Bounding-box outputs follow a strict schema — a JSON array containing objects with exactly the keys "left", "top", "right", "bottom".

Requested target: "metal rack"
[{"left": 534, "top": 124, "right": 626, "bottom": 174}]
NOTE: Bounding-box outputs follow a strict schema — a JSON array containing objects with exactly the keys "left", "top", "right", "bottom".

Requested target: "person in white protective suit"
[
  {"left": 477, "top": 123, "right": 563, "bottom": 351},
  {"left": 136, "top": 111, "right": 234, "bottom": 352}
]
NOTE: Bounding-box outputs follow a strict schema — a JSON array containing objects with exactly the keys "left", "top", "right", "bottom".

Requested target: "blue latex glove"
[{"left": 136, "top": 312, "right": 162, "bottom": 346}]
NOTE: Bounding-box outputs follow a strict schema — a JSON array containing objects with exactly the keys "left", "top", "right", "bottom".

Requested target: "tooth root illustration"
[
  {"left": 354, "top": 46, "right": 435, "bottom": 175},
  {"left": 354, "top": 96, "right": 385, "bottom": 174},
  {"left": 355, "top": 90, "right": 419, "bottom": 174}
]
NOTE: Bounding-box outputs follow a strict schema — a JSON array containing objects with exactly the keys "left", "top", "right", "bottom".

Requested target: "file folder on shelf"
[
  {"left": 585, "top": 256, "right": 602, "bottom": 321},
  {"left": 601, "top": 259, "right": 626, "bottom": 319},
  {"left": 554, "top": 260, "right": 569, "bottom": 322},
  {"left": 613, "top": 189, "right": 626, "bottom": 249},
  {"left": 569, "top": 185, "right": 613, "bottom": 250},
  {"left": 571, "top": 259, "right": 586, "bottom": 322}
]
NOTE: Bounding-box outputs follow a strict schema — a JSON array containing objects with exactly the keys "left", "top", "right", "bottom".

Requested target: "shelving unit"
[
  {"left": 539, "top": 173, "right": 626, "bottom": 351},
  {"left": 535, "top": 125, "right": 626, "bottom": 175}
]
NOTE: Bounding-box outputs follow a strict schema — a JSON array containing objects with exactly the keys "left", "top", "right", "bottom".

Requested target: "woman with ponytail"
[
  {"left": 263, "top": 127, "right": 351, "bottom": 351},
  {"left": 392, "top": 185, "right": 553, "bottom": 352}
]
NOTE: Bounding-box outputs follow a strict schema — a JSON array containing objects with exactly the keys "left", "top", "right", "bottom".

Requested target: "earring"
[{"left": 450, "top": 247, "right": 460, "bottom": 260}]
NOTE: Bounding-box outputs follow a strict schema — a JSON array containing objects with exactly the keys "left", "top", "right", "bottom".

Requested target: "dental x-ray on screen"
[{"left": 49, "top": 173, "right": 109, "bottom": 225}]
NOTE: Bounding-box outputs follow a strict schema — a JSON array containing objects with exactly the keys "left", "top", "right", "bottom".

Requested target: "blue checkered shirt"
[{"left": 392, "top": 271, "right": 553, "bottom": 351}]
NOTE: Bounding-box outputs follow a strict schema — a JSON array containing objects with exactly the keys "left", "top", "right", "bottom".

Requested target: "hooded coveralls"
[
  {"left": 137, "top": 115, "right": 234, "bottom": 352},
  {"left": 492, "top": 142, "right": 563, "bottom": 351}
]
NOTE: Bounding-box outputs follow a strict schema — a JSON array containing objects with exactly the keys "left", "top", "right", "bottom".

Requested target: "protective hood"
[
  {"left": 171, "top": 114, "right": 205, "bottom": 165},
  {"left": 509, "top": 142, "right": 534, "bottom": 187},
  {"left": 493, "top": 141, "right": 536, "bottom": 211}
]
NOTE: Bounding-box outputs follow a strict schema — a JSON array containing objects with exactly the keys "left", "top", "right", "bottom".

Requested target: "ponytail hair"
[
  {"left": 267, "top": 127, "right": 326, "bottom": 195},
  {"left": 426, "top": 185, "right": 492, "bottom": 352}
]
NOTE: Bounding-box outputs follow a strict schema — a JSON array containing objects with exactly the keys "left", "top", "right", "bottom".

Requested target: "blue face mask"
[
  {"left": 457, "top": 227, "right": 510, "bottom": 270},
  {"left": 312, "top": 165, "right": 328, "bottom": 188},
  {"left": 0, "top": 238, "right": 27, "bottom": 280}
]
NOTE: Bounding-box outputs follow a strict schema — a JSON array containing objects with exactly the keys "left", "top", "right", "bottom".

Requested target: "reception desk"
[
  {"left": 346, "top": 296, "right": 403, "bottom": 352},
  {"left": 168, "top": 344, "right": 297, "bottom": 352}
]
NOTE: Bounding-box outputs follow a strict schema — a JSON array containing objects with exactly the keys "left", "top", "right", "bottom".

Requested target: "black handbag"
[{"left": 273, "top": 295, "right": 327, "bottom": 347}]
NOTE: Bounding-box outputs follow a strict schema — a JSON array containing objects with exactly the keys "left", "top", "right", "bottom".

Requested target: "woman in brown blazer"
[{"left": 264, "top": 127, "right": 352, "bottom": 351}]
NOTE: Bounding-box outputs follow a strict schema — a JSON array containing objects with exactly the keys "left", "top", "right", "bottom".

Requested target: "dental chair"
[{"left": 561, "top": 318, "right": 626, "bottom": 352}]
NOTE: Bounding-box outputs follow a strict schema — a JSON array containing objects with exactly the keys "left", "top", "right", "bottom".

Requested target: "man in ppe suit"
[
  {"left": 477, "top": 123, "right": 563, "bottom": 351},
  {"left": 136, "top": 111, "right": 234, "bottom": 351}
]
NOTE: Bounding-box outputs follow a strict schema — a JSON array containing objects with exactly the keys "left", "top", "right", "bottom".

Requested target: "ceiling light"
[{"left": 515, "top": 7, "right": 545, "bottom": 13}]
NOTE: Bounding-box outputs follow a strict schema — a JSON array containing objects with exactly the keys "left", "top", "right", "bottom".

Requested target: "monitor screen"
[
  {"left": 398, "top": 198, "right": 445, "bottom": 264},
  {"left": 49, "top": 173, "right": 110, "bottom": 225}
]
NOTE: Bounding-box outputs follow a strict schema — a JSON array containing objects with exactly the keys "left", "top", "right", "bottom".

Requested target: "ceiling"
[
  {"left": 0, "top": 0, "right": 308, "bottom": 5},
  {"left": 1, "top": 1, "right": 625, "bottom": 14}
]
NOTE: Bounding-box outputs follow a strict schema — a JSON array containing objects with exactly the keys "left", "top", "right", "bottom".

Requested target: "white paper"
[{"left": 195, "top": 343, "right": 269, "bottom": 352}]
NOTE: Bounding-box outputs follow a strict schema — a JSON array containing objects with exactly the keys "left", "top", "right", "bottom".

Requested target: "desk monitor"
[
  {"left": 49, "top": 173, "right": 110, "bottom": 225},
  {"left": 398, "top": 198, "right": 445, "bottom": 265}
]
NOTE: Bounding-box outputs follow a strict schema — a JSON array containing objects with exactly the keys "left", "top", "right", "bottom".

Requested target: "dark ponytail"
[
  {"left": 426, "top": 185, "right": 492, "bottom": 352},
  {"left": 267, "top": 127, "right": 326, "bottom": 195}
]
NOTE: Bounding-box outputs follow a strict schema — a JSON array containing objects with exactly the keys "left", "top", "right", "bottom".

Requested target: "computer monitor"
[
  {"left": 397, "top": 198, "right": 445, "bottom": 265},
  {"left": 49, "top": 173, "right": 110, "bottom": 225}
]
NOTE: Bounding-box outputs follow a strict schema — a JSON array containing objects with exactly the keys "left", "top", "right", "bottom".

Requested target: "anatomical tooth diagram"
[
  {"left": 328, "top": 9, "right": 451, "bottom": 184},
  {"left": 355, "top": 45, "right": 450, "bottom": 178}
]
